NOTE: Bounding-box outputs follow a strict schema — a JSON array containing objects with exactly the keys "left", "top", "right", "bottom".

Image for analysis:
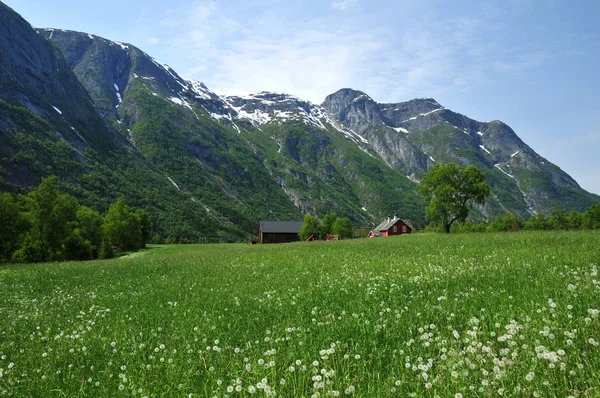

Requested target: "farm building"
[
  {"left": 258, "top": 221, "right": 304, "bottom": 244},
  {"left": 368, "top": 216, "right": 412, "bottom": 237}
]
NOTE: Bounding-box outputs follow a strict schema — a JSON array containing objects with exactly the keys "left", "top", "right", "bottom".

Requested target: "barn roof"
[
  {"left": 373, "top": 216, "right": 412, "bottom": 232},
  {"left": 259, "top": 221, "right": 304, "bottom": 233}
]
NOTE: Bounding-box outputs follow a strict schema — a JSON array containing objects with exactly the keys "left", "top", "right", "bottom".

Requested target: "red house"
[{"left": 368, "top": 216, "right": 412, "bottom": 237}]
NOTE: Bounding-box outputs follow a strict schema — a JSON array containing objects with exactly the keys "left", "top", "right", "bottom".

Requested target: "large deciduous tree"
[
  {"left": 321, "top": 213, "right": 337, "bottom": 237},
  {"left": 0, "top": 193, "right": 28, "bottom": 262},
  {"left": 418, "top": 163, "right": 490, "bottom": 233},
  {"left": 331, "top": 217, "right": 353, "bottom": 239},
  {"left": 103, "top": 199, "right": 145, "bottom": 251},
  {"left": 14, "top": 176, "right": 79, "bottom": 262},
  {"left": 299, "top": 215, "right": 321, "bottom": 241},
  {"left": 582, "top": 203, "right": 600, "bottom": 229}
]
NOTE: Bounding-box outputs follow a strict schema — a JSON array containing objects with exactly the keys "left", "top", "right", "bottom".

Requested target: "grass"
[{"left": 0, "top": 231, "right": 599, "bottom": 397}]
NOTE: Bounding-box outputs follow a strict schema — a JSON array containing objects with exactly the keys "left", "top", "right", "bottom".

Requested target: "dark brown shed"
[{"left": 258, "top": 221, "right": 304, "bottom": 244}]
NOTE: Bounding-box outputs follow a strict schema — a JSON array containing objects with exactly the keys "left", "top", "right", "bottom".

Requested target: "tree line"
[
  {"left": 0, "top": 176, "right": 150, "bottom": 263},
  {"left": 299, "top": 213, "right": 354, "bottom": 241},
  {"left": 440, "top": 205, "right": 600, "bottom": 233}
]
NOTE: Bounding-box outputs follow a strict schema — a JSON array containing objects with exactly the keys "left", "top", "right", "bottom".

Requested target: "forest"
[{"left": 0, "top": 176, "right": 150, "bottom": 263}]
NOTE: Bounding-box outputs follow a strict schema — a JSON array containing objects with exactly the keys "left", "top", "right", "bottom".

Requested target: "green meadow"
[{"left": 1, "top": 231, "right": 599, "bottom": 397}]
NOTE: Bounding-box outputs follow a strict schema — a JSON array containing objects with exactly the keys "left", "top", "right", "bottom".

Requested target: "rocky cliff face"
[
  {"left": 218, "top": 91, "right": 424, "bottom": 223},
  {"left": 322, "top": 89, "right": 430, "bottom": 176},
  {"left": 321, "top": 88, "right": 598, "bottom": 216},
  {"left": 0, "top": 3, "right": 123, "bottom": 189}
]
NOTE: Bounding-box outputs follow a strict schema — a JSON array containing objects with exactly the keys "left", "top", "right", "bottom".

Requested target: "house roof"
[
  {"left": 373, "top": 216, "right": 412, "bottom": 232},
  {"left": 259, "top": 221, "right": 304, "bottom": 234}
]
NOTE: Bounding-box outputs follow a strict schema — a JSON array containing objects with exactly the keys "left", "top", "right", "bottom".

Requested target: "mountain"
[
  {"left": 39, "top": 29, "right": 426, "bottom": 225},
  {"left": 0, "top": 2, "right": 299, "bottom": 241},
  {"left": 0, "top": 1, "right": 598, "bottom": 240},
  {"left": 322, "top": 89, "right": 599, "bottom": 216}
]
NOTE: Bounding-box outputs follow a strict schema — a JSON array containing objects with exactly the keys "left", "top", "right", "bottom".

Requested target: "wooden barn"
[
  {"left": 258, "top": 221, "right": 304, "bottom": 244},
  {"left": 368, "top": 216, "right": 412, "bottom": 237}
]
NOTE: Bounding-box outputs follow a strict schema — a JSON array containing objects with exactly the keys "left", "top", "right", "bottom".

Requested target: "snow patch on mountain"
[
  {"left": 70, "top": 127, "right": 88, "bottom": 144},
  {"left": 495, "top": 164, "right": 515, "bottom": 179},
  {"left": 167, "top": 177, "right": 180, "bottom": 191},
  {"left": 400, "top": 108, "right": 444, "bottom": 123},
  {"left": 114, "top": 41, "right": 129, "bottom": 51},
  {"left": 186, "top": 80, "right": 213, "bottom": 100},
  {"left": 479, "top": 145, "right": 492, "bottom": 155},
  {"left": 114, "top": 83, "right": 122, "bottom": 106},
  {"left": 352, "top": 94, "right": 372, "bottom": 103}
]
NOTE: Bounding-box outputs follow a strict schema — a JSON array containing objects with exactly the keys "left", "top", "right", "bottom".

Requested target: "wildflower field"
[{"left": 1, "top": 231, "right": 599, "bottom": 397}]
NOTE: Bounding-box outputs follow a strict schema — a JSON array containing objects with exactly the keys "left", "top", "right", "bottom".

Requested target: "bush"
[{"left": 63, "top": 230, "right": 93, "bottom": 261}]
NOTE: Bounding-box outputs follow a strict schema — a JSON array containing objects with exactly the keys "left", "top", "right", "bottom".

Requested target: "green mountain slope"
[
  {"left": 0, "top": 4, "right": 294, "bottom": 241},
  {"left": 42, "top": 30, "right": 426, "bottom": 225}
]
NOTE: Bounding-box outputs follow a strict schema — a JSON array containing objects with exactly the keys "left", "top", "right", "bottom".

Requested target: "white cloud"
[
  {"left": 170, "top": 4, "right": 496, "bottom": 104},
  {"left": 330, "top": 0, "right": 359, "bottom": 11},
  {"left": 150, "top": 0, "right": 584, "bottom": 108},
  {"left": 208, "top": 28, "right": 385, "bottom": 103}
]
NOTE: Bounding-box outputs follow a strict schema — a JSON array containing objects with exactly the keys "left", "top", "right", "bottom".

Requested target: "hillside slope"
[
  {"left": 42, "top": 30, "right": 427, "bottom": 223},
  {"left": 0, "top": 3, "right": 295, "bottom": 240}
]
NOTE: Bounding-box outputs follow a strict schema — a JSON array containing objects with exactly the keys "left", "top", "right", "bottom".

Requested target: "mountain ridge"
[{"left": 1, "top": 1, "right": 598, "bottom": 241}]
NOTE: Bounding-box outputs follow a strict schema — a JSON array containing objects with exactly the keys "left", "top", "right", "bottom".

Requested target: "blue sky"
[{"left": 5, "top": 0, "right": 600, "bottom": 195}]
